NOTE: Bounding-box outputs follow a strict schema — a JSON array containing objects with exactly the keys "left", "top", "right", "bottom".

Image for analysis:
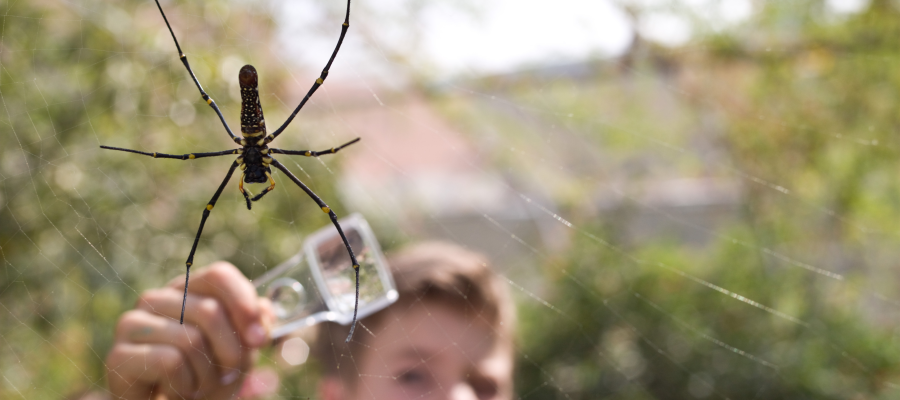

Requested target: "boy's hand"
[{"left": 106, "top": 262, "right": 274, "bottom": 399}]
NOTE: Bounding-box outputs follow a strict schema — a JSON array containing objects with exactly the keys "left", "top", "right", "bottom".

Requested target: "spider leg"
[
  {"left": 180, "top": 161, "right": 240, "bottom": 324},
  {"left": 270, "top": 158, "right": 361, "bottom": 342},
  {"left": 266, "top": 0, "right": 352, "bottom": 143},
  {"left": 154, "top": 0, "right": 241, "bottom": 144},
  {"left": 269, "top": 137, "right": 360, "bottom": 157},
  {"left": 237, "top": 170, "right": 277, "bottom": 208},
  {"left": 238, "top": 174, "right": 253, "bottom": 210},
  {"left": 100, "top": 146, "right": 239, "bottom": 160},
  {"left": 251, "top": 171, "right": 276, "bottom": 202}
]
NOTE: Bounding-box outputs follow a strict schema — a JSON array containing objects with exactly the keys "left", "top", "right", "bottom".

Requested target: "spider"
[{"left": 100, "top": 0, "right": 363, "bottom": 342}]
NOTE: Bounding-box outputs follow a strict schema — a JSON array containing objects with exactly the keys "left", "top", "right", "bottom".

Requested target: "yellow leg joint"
[
  {"left": 316, "top": 78, "right": 324, "bottom": 84},
  {"left": 321, "top": 206, "right": 330, "bottom": 213},
  {"left": 188, "top": 154, "right": 196, "bottom": 159},
  {"left": 206, "top": 204, "right": 214, "bottom": 211},
  {"left": 265, "top": 171, "right": 276, "bottom": 191},
  {"left": 186, "top": 262, "right": 192, "bottom": 266},
  {"left": 353, "top": 264, "right": 359, "bottom": 270},
  {"left": 206, "top": 98, "right": 213, "bottom": 105}
]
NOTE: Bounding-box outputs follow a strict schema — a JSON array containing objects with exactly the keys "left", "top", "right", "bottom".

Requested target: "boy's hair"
[{"left": 313, "top": 241, "right": 515, "bottom": 383}]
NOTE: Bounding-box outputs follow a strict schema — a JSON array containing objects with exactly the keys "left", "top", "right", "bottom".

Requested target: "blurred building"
[
  {"left": 316, "top": 57, "right": 744, "bottom": 276},
  {"left": 304, "top": 87, "right": 554, "bottom": 277}
]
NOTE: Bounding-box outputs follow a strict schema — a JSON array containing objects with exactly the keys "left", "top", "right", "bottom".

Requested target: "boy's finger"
[
  {"left": 138, "top": 288, "right": 244, "bottom": 374},
  {"left": 115, "top": 309, "right": 220, "bottom": 395},
  {"left": 168, "top": 261, "right": 268, "bottom": 347},
  {"left": 106, "top": 343, "right": 196, "bottom": 400}
]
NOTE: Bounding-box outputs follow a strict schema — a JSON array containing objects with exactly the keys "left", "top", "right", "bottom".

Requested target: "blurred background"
[{"left": 3, "top": 0, "right": 900, "bottom": 398}]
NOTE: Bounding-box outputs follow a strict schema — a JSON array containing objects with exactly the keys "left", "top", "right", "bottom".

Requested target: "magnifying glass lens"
[{"left": 266, "top": 278, "right": 307, "bottom": 319}]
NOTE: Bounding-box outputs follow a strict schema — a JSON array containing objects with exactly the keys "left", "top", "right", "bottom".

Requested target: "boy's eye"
[{"left": 397, "top": 369, "right": 429, "bottom": 385}]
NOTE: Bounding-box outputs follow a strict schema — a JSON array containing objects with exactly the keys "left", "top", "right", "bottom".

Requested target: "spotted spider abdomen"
[{"left": 239, "top": 65, "right": 266, "bottom": 137}]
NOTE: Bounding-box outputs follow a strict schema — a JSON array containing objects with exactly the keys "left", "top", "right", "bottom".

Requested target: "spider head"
[
  {"left": 239, "top": 65, "right": 258, "bottom": 88},
  {"left": 243, "top": 165, "right": 270, "bottom": 183}
]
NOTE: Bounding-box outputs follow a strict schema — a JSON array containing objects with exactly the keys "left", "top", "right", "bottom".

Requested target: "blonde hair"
[{"left": 313, "top": 241, "right": 515, "bottom": 383}]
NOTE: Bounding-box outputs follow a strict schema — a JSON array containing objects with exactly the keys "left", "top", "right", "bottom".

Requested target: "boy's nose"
[{"left": 447, "top": 382, "right": 478, "bottom": 400}]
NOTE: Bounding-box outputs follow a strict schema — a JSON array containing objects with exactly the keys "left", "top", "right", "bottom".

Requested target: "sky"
[
  {"left": 417, "top": 0, "right": 634, "bottom": 74},
  {"left": 274, "top": 0, "right": 870, "bottom": 80}
]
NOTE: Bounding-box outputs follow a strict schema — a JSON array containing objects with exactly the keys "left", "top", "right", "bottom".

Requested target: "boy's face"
[{"left": 320, "top": 300, "right": 513, "bottom": 400}]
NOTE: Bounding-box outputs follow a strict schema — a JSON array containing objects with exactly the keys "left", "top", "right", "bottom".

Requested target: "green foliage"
[
  {"left": 515, "top": 228, "right": 900, "bottom": 399},
  {"left": 506, "top": 1, "right": 900, "bottom": 398},
  {"left": 0, "top": 0, "right": 348, "bottom": 397}
]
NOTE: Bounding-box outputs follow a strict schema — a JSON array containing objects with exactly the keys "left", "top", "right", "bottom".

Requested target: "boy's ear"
[{"left": 319, "top": 376, "right": 346, "bottom": 400}]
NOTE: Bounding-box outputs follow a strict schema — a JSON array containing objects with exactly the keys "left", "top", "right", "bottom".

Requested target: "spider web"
[{"left": 2, "top": 0, "right": 900, "bottom": 399}]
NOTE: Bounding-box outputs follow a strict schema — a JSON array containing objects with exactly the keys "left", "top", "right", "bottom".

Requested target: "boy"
[{"left": 105, "top": 242, "right": 515, "bottom": 399}]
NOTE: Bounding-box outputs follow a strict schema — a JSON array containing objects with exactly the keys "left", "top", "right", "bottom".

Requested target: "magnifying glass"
[{"left": 253, "top": 213, "right": 398, "bottom": 339}]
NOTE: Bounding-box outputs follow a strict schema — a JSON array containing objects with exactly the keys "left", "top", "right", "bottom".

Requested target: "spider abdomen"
[{"left": 239, "top": 65, "right": 266, "bottom": 137}]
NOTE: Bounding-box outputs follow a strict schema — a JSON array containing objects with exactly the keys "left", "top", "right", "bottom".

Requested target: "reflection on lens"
[{"left": 267, "top": 278, "right": 306, "bottom": 319}]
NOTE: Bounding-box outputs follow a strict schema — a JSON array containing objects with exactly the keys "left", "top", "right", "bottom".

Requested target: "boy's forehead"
[{"left": 372, "top": 300, "right": 497, "bottom": 362}]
